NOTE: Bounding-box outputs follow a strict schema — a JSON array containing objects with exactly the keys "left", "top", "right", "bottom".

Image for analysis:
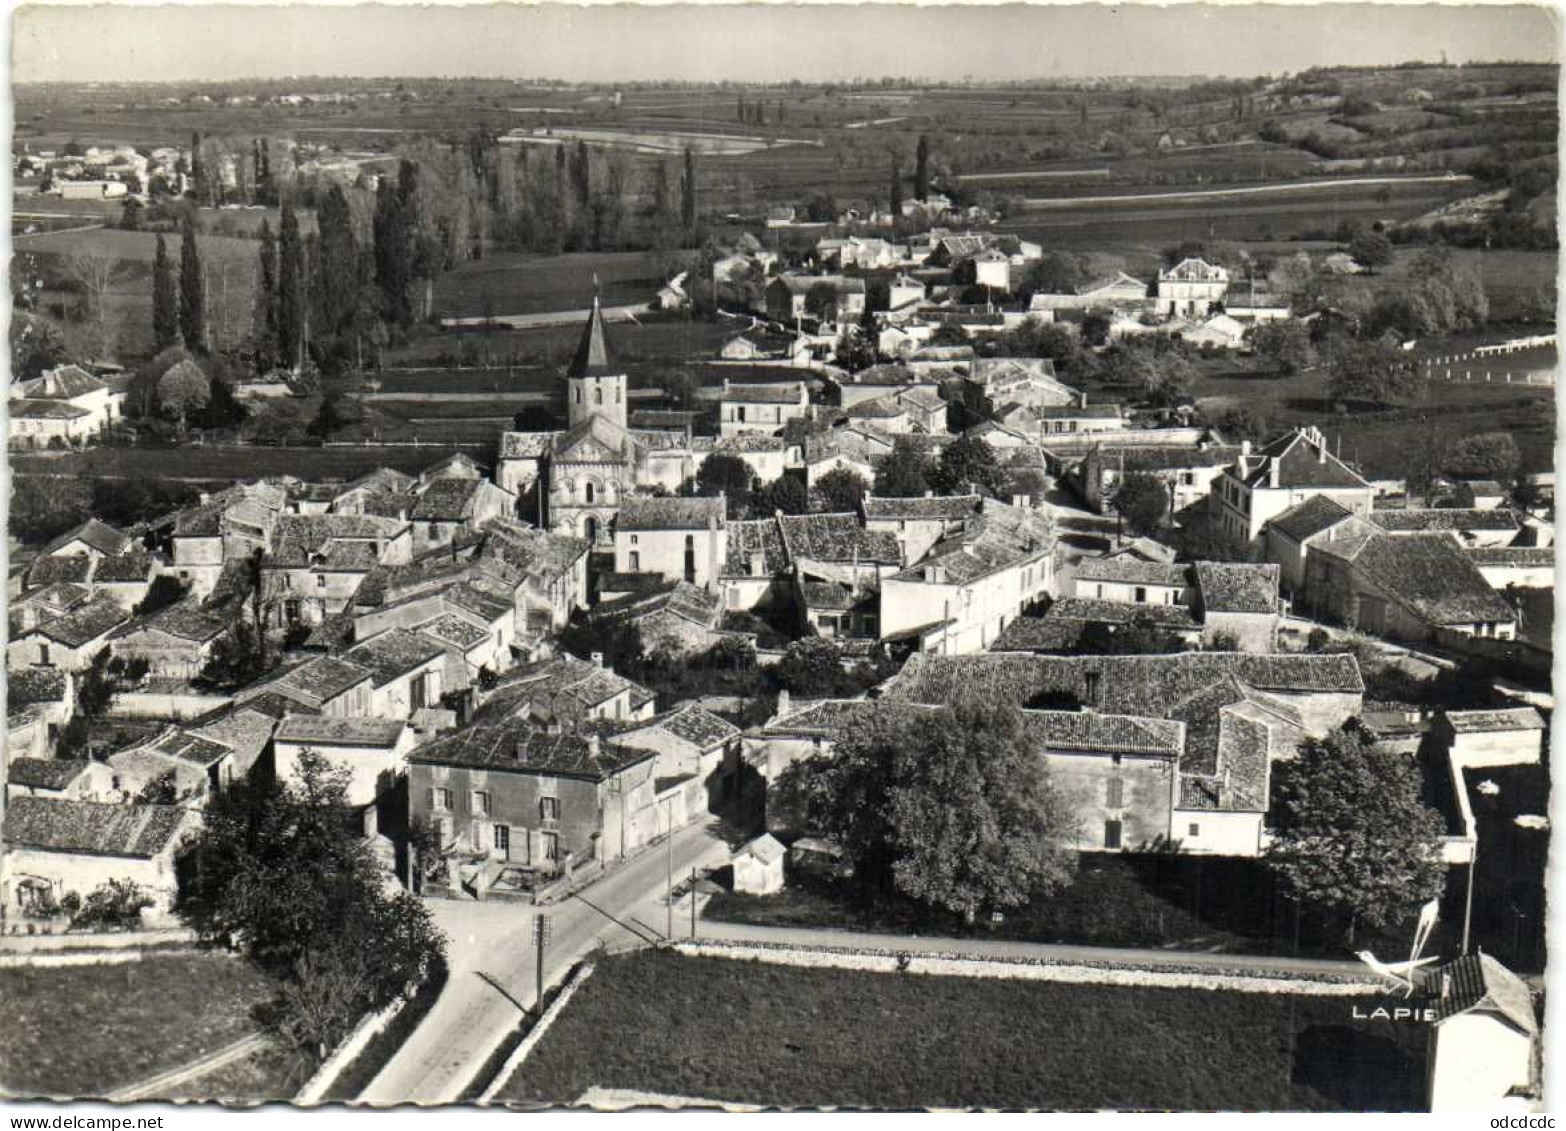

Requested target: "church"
[{"left": 497, "top": 298, "right": 762, "bottom": 546}]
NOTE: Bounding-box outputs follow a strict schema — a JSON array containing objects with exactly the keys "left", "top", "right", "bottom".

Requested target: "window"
[
  {"left": 541, "top": 831, "right": 560, "bottom": 862},
  {"left": 737, "top": 406, "right": 747, "bottom": 423},
  {"left": 629, "top": 551, "right": 640, "bottom": 572},
  {"left": 1188, "top": 823, "right": 1200, "bottom": 838},
  {"left": 630, "top": 534, "right": 638, "bottom": 545},
  {"left": 1103, "top": 819, "right": 1123, "bottom": 850},
  {"left": 410, "top": 673, "right": 429, "bottom": 712},
  {"left": 472, "top": 790, "right": 490, "bottom": 817},
  {"left": 1134, "top": 586, "right": 1147, "bottom": 603},
  {"left": 429, "top": 787, "right": 453, "bottom": 812},
  {"left": 1084, "top": 671, "right": 1102, "bottom": 707},
  {"left": 684, "top": 534, "right": 697, "bottom": 584},
  {"left": 317, "top": 574, "right": 327, "bottom": 589},
  {"left": 433, "top": 815, "right": 451, "bottom": 845},
  {"left": 493, "top": 824, "right": 510, "bottom": 854},
  {"left": 540, "top": 796, "right": 560, "bottom": 822},
  {"left": 38, "top": 644, "right": 50, "bottom": 667},
  {"left": 584, "top": 482, "right": 595, "bottom": 503},
  {"left": 1105, "top": 778, "right": 1124, "bottom": 808},
  {"left": 595, "top": 387, "right": 603, "bottom": 406}
]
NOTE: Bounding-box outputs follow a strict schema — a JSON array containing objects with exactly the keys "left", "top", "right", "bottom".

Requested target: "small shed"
[
  {"left": 732, "top": 833, "right": 786, "bottom": 895},
  {"left": 1427, "top": 952, "right": 1539, "bottom": 1112},
  {"left": 1435, "top": 708, "right": 1546, "bottom": 771}
]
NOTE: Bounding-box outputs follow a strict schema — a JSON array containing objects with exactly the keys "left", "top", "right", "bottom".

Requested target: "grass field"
[
  {"left": 431, "top": 250, "right": 666, "bottom": 318},
  {"left": 499, "top": 949, "right": 1426, "bottom": 1110},
  {"left": 11, "top": 443, "right": 490, "bottom": 483},
  {"left": 0, "top": 954, "right": 278, "bottom": 1099}
]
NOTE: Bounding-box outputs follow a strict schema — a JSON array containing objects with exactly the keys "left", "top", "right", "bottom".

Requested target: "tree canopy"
[
  {"left": 694, "top": 452, "right": 755, "bottom": 517},
  {"left": 1326, "top": 337, "right": 1424, "bottom": 406},
  {"left": 1444, "top": 431, "right": 1521, "bottom": 484},
  {"left": 813, "top": 467, "right": 871, "bottom": 514},
  {"left": 930, "top": 433, "right": 1007, "bottom": 498},
  {"left": 874, "top": 441, "right": 936, "bottom": 498},
  {"left": 1265, "top": 729, "right": 1446, "bottom": 940},
  {"left": 775, "top": 703, "right": 1077, "bottom": 921},
  {"left": 157, "top": 359, "right": 211, "bottom": 431},
  {"left": 1113, "top": 471, "right": 1170, "bottom": 536}
]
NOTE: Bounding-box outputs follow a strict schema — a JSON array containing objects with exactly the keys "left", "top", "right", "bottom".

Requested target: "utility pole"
[
  {"left": 533, "top": 913, "right": 551, "bottom": 1018},
  {"left": 1461, "top": 842, "right": 1477, "bottom": 955},
  {"left": 664, "top": 798, "right": 674, "bottom": 941},
  {"left": 690, "top": 867, "right": 698, "bottom": 939}
]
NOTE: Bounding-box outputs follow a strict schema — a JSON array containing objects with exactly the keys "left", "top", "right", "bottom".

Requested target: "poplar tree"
[
  {"left": 178, "top": 212, "right": 206, "bottom": 351},
  {"left": 681, "top": 146, "right": 697, "bottom": 237},
  {"left": 890, "top": 157, "right": 903, "bottom": 218},
  {"left": 254, "top": 219, "right": 279, "bottom": 374},
  {"left": 152, "top": 234, "right": 179, "bottom": 352},
  {"left": 374, "top": 180, "right": 412, "bottom": 326},
  {"left": 278, "top": 203, "right": 303, "bottom": 370},
  {"left": 915, "top": 134, "right": 930, "bottom": 200}
]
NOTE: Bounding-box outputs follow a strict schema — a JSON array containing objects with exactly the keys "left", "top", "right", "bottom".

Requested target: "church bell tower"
[{"left": 565, "top": 295, "right": 627, "bottom": 430}]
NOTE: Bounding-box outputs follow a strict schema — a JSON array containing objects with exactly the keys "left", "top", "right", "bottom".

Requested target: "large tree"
[
  {"left": 178, "top": 211, "right": 206, "bottom": 352},
  {"left": 183, "top": 750, "right": 445, "bottom": 1059},
  {"left": 888, "top": 155, "right": 903, "bottom": 218},
  {"left": 813, "top": 467, "right": 871, "bottom": 514},
  {"left": 1347, "top": 230, "right": 1394, "bottom": 274},
  {"left": 374, "top": 180, "right": 412, "bottom": 327},
  {"left": 1265, "top": 729, "right": 1446, "bottom": 942},
  {"left": 776, "top": 703, "right": 1077, "bottom": 921},
  {"left": 315, "top": 186, "right": 360, "bottom": 343},
  {"left": 680, "top": 146, "right": 698, "bottom": 237},
  {"left": 254, "top": 220, "right": 279, "bottom": 375},
  {"left": 694, "top": 452, "right": 755, "bottom": 517},
  {"left": 914, "top": 134, "right": 931, "bottom": 200},
  {"left": 1113, "top": 471, "right": 1170, "bottom": 536},
  {"left": 157, "top": 358, "right": 210, "bottom": 433},
  {"left": 1250, "top": 320, "right": 1316, "bottom": 376},
  {"left": 930, "top": 433, "right": 1006, "bottom": 498},
  {"left": 278, "top": 203, "right": 304, "bottom": 370},
  {"left": 874, "top": 441, "right": 935, "bottom": 497},
  {"left": 1444, "top": 431, "right": 1522, "bottom": 484},
  {"left": 1326, "top": 336, "right": 1424, "bottom": 406}
]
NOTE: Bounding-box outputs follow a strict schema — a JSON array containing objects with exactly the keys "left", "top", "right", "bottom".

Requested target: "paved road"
[
  {"left": 440, "top": 302, "right": 647, "bottom": 331},
  {"left": 359, "top": 819, "right": 735, "bottom": 1107},
  {"left": 693, "top": 917, "right": 1371, "bottom": 977},
  {"left": 1024, "top": 174, "right": 1470, "bottom": 208}
]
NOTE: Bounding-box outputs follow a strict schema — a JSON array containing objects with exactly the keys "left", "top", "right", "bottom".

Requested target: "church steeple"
[
  {"left": 568, "top": 293, "right": 614, "bottom": 379},
  {"left": 564, "top": 294, "right": 627, "bottom": 429}
]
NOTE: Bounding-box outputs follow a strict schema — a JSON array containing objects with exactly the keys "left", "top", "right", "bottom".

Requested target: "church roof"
[{"left": 567, "top": 296, "right": 617, "bottom": 379}]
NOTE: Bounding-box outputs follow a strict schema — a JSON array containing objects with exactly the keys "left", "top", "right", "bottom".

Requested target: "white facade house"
[{"left": 1156, "top": 257, "right": 1230, "bottom": 318}]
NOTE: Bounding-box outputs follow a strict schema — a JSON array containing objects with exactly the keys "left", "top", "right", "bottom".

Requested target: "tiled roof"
[
  {"left": 409, "top": 718, "right": 652, "bottom": 780},
  {"left": 1368, "top": 508, "right": 1522, "bottom": 534},
  {"left": 481, "top": 521, "right": 589, "bottom": 582},
  {"left": 1092, "top": 444, "right": 1243, "bottom": 472},
  {"left": 845, "top": 396, "right": 909, "bottom": 420},
  {"left": 778, "top": 512, "right": 901, "bottom": 564},
  {"left": 593, "top": 580, "right": 721, "bottom": 629},
  {"left": 884, "top": 651, "right": 1363, "bottom": 718},
  {"left": 270, "top": 514, "right": 403, "bottom": 568},
  {"left": 3, "top": 796, "right": 185, "bottom": 858},
  {"left": 135, "top": 602, "right": 230, "bottom": 643},
  {"left": 1266, "top": 495, "right": 1355, "bottom": 543},
  {"left": 17, "top": 364, "right": 108, "bottom": 400},
  {"left": 344, "top": 628, "right": 447, "bottom": 687},
  {"left": 720, "top": 381, "right": 807, "bottom": 405},
  {"left": 988, "top": 616, "right": 1091, "bottom": 653},
  {"left": 1238, "top": 431, "right": 1370, "bottom": 491},
  {"left": 1444, "top": 707, "right": 1545, "bottom": 734},
  {"left": 342, "top": 468, "right": 417, "bottom": 496},
  {"left": 1075, "top": 557, "right": 1190, "bottom": 588},
  {"left": 1430, "top": 953, "right": 1538, "bottom": 1035},
  {"left": 243, "top": 655, "right": 373, "bottom": 706},
  {"left": 26, "top": 555, "right": 92, "bottom": 588},
  {"left": 411, "top": 477, "right": 482, "bottom": 520},
  {"left": 92, "top": 551, "right": 156, "bottom": 583},
  {"left": 417, "top": 613, "right": 490, "bottom": 650},
  {"left": 862, "top": 494, "right": 982, "bottom": 522},
  {"left": 836, "top": 364, "right": 924, "bottom": 388},
  {"left": 499, "top": 431, "right": 559, "bottom": 459},
  {"left": 276, "top": 713, "right": 408, "bottom": 748},
  {"left": 143, "top": 728, "right": 232, "bottom": 767},
  {"left": 444, "top": 582, "right": 516, "bottom": 625},
  {"left": 773, "top": 274, "right": 866, "bottom": 295},
  {"left": 1465, "top": 547, "right": 1555, "bottom": 568},
  {"left": 481, "top": 655, "right": 650, "bottom": 720},
  {"left": 1194, "top": 562, "right": 1279, "bottom": 615},
  {"left": 8, "top": 758, "right": 92, "bottom": 790},
  {"left": 1045, "top": 597, "right": 1198, "bottom": 629},
  {"left": 688, "top": 433, "right": 789, "bottom": 454},
  {"left": 10, "top": 398, "right": 91, "bottom": 419},
  {"left": 43, "top": 519, "right": 131, "bottom": 557},
  {"left": 723, "top": 518, "right": 788, "bottom": 577},
  {"left": 33, "top": 595, "right": 131, "bottom": 647},
  {"left": 617, "top": 495, "right": 725, "bottom": 532},
  {"left": 1348, "top": 534, "right": 1516, "bottom": 627},
  {"left": 650, "top": 703, "right": 739, "bottom": 750}
]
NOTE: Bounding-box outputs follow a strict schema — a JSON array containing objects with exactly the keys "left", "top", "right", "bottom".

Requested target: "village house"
[
  {"left": 6, "top": 667, "right": 74, "bottom": 762},
  {"left": 719, "top": 329, "right": 812, "bottom": 366},
  {"left": 1193, "top": 562, "right": 1283, "bottom": 652},
  {"left": 1432, "top": 707, "right": 1546, "bottom": 771},
  {"left": 164, "top": 482, "right": 287, "bottom": 598},
  {"left": 7, "top": 365, "right": 126, "bottom": 449},
  {"left": 10, "top": 583, "right": 92, "bottom": 634},
  {"left": 588, "top": 581, "right": 732, "bottom": 658},
  {"left": 1155, "top": 257, "right": 1230, "bottom": 318},
  {"left": 1, "top": 798, "right": 194, "bottom": 918},
  {"left": 109, "top": 602, "right": 230, "bottom": 680},
  {"left": 105, "top": 727, "right": 236, "bottom": 804},
  {"left": 1028, "top": 402, "right": 1126, "bottom": 437},
  {"left": 408, "top": 476, "right": 515, "bottom": 555},
  {"left": 1028, "top": 271, "right": 1150, "bottom": 314},
  {"left": 1261, "top": 494, "right": 1383, "bottom": 594},
  {"left": 274, "top": 715, "right": 415, "bottom": 836},
  {"left": 1074, "top": 556, "right": 1191, "bottom": 607},
  {"left": 40, "top": 519, "right": 133, "bottom": 560},
  {"left": 861, "top": 493, "right": 984, "bottom": 566},
  {"left": 1302, "top": 531, "right": 1518, "bottom": 643},
  {"left": 826, "top": 364, "right": 943, "bottom": 410},
  {"left": 1181, "top": 313, "right": 1250, "bottom": 351},
  {"left": 1209, "top": 427, "right": 1377, "bottom": 544},
  {"left": 8, "top": 595, "right": 132, "bottom": 672},
  {"left": 1426, "top": 953, "right": 1541, "bottom": 1113},
  {"left": 1366, "top": 507, "right": 1523, "bottom": 549},
  {"left": 613, "top": 495, "right": 728, "bottom": 591},
  {"left": 719, "top": 517, "right": 791, "bottom": 613},
  {"left": 877, "top": 498, "right": 1056, "bottom": 654},
  {"left": 764, "top": 275, "right": 868, "bottom": 324},
  {"left": 7, "top": 758, "right": 114, "bottom": 804},
  {"left": 343, "top": 627, "right": 459, "bottom": 725},
  {"left": 718, "top": 379, "right": 811, "bottom": 438},
  {"left": 235, "top": 654, "right": 376, "bottom": 718},
  {"left": 1464, "top": 546, "right": 1555, "bottom": 591},
  {"left": 480, "top": 653, "right": 657, "bottom": 728},
  {"left": 1077, "top": 439, "right": 1245, "bottom": 516},
  {"left": 262, "top": 514, "right": 414, "bottom": 629}
]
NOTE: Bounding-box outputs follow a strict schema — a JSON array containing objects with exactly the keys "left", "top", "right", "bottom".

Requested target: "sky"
[{"left": 11, "top": 2, "right": 1561, "bottom": 85}]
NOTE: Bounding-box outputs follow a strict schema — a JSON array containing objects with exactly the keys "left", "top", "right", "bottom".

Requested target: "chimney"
[
  {"left": 587, "top": 733, "right": 600, "bottom": 758},
  {"left": 1240, "top": 439, "right": 1252, "bottom": 459},
  {"left": 1268, "top": 459, "right": 1280, "bottom": 489},
  {"left": 591, "top": 651, "right": 605, "bottom": 668},
  {"left": 776, "top": 688, "right": 791, "bottom": 718}
]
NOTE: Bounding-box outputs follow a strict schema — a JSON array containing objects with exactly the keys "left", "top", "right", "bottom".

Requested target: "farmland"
[
  {"left": 0, "top": 954, "right": 278, "bottom": 1099},
  {"left": 499, "top": 948, "right": 1427, "bottom": 1111},
  {"left": 431, "top": 249, "right": 666, "bottom": 318}
]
